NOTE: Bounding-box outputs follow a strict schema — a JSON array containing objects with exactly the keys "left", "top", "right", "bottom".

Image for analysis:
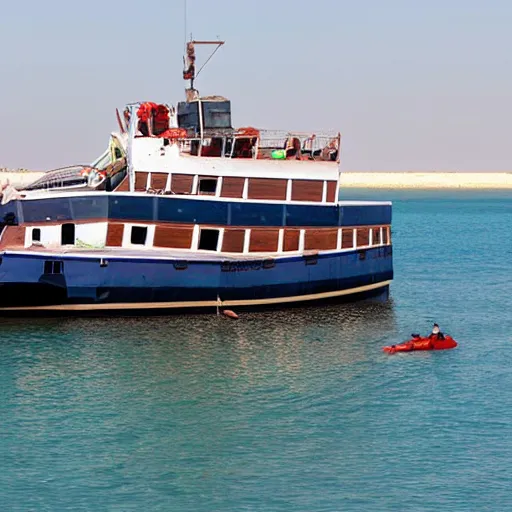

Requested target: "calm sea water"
[{"left": 1, "top": 190, "right": 511, "bottom": 511}]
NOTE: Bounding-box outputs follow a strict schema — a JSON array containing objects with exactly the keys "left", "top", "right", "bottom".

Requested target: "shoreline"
[
  {"left": 0, "top": 170, "right": 45, "bottom": 188},
  {"left": 1, "top": 170, "right": 511, "bottom": 190},
  {"left": 340, "top": 172, "right": 512, "bottom": 189}
]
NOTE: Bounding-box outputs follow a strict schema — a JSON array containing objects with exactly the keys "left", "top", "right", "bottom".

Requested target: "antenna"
[
  {"left": 183, "top": 0, "right": 187, "bottom": 53},
  {"left": 181, "top": 1, "right": 224, "bottom": 98},
  {"left": 183, "top": 40, "right": 224, "bottom": 95},
  {"left": 195, "top": 41, "right": 223, "bottom": 79}
]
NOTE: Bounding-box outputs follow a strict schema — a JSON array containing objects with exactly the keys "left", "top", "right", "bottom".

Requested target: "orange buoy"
[{"left": 223, "top": 309, "right": 239, "bottom": 319}]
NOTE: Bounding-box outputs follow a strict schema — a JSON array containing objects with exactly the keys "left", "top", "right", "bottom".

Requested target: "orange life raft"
[{"left": 383, "top": 335, "right": 457, "bottom": 354}]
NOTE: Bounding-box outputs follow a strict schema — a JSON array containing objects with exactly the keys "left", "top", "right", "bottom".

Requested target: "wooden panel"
[
  {"left": 106, "top": 223, "right": 124, "bottom": 247},
  {"left": 171, "top": 174, "right": 194, "bottom": 194},
  {"left": 305, "top": 229, "right": 338, "bottom": 251},
  {"left": 115, "top": 176, "right": 130, "bottom": 192},
  {"left": 249, "top": 229, "right": 279, "bottom": 252},
  {"left": 356, "top": 227, "right": 370, "bottom": 247},
  {"left": 326, "top": 181, "right": 338, "bottom": 202},
  {"left": 154, "top": 225, "right": 193, "bottom": 249},
  {"left": 221, "top": 177, "right": 245, "bottom": 198},
  {"left": 291, "top": 180, "right": 323, "bottom": 202},
  {"left": 135, "top": 172, "right": 149, "bottom": 191},
  {"left": 247, "top": 178, "right": 287, "bottom": 201},
  {"left": 342, "top": 228, "right": 354, "bottom": 249},
  {"left": 151, "top": 173, "right": 168, "bottom": 190},
  {"left": 382, "top": 226, "right": 389, "bottom": 245},
  {"left": 283, "top": 229, "right": 300, "bottom": 252},
  {"left": 0, "top": 226, "right": 25, "bottom": 249},
  {"left": 371, "top": 227, "right": 381, "bottom": 245},
  {"left": 222, "top": 229, "right": 245, "bottom": 253}
]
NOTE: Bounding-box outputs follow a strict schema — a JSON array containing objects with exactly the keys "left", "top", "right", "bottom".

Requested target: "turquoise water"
[{"left": 1, "top": 190, "right": 511, "bottom": 511}]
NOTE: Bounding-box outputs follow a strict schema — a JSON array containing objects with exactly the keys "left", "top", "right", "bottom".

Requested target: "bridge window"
[{"left": 32, "top": 228, "right": 41, "bottom": 243}]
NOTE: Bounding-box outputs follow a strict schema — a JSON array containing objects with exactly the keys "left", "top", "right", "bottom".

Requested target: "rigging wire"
[{"left": 195, "top": 44, "right": 222, "bottom": 79}]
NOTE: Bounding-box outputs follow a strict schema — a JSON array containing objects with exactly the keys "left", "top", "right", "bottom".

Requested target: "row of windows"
[
  {"left": 130, "top": 172, "right": 338, "bottom": 203},
  {"left": 32, "top": 224, "right": 75, "bottom": 245},
  {"left": 32, "top": 224, "right": 142, "bottom": 247},
  {"left": 135, "top": 173, "right": 220, "bottom": 195},
  {"left": 124, "top": 225, "right": 390, "bottom": 253},
  {"left": 129, "top": 225, "right": 219, "bottom": 250},
  {"left": 30, "top": 223, "right": 391, "bottom": 253}
]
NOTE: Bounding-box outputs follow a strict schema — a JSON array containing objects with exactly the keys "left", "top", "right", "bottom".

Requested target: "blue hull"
[{"left": 0, "top": 246, "right": 392, "bottom": 313}]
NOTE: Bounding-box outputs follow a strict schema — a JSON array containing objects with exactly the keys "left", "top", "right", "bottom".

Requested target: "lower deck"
[{"left": 0, "top": 245, "right": 393, "bottom": 312}]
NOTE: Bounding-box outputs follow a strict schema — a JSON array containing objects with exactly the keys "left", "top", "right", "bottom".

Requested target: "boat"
[
  {"left": 0, "top": 40, "right": 393, "bottom": 314},
  {"left": 383, "top": 335, "right": 457, "bottom": 353}
]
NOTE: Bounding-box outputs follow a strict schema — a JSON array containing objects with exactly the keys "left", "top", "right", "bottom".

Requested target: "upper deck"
[{"left": 14, "top": 98, "right": 342, "bottom": 206}]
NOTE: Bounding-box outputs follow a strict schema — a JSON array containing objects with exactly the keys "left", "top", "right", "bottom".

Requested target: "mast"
[{"left": 183, "top": 40, "right": 224, "bottom": 101}]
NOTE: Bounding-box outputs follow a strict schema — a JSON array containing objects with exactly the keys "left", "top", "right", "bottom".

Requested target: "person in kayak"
[{"left": 429, "top": 323, "right": 445, "bottom": 340}]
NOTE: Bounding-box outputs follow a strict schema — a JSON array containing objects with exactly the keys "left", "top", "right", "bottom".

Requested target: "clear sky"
[{"left": 1, "top": 0, "right": 511, "bottom": 171}]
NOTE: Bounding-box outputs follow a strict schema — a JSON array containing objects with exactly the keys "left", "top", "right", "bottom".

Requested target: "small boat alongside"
[{"left": 383, "top": 335, "right": 457, "bottom": 354}]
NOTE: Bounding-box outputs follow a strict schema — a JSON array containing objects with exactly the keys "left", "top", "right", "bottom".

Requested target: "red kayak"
[{"left": 383, "top": 335, "right": 457, "bottom": 354}]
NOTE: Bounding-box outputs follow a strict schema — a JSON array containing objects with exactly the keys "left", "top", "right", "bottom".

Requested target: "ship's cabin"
[{"left": 13, "top": 98, "right": 340, "bottom": 199}]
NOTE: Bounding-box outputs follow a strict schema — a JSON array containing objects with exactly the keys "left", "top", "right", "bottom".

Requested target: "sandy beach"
[
  {"left": 1, "top": 170, "right": 511, "bottom": 190},
  {"left": 0, "top": 170, "right": 45, "bottom": 188},
  {"left": 340, "top": 172, "right": 512, "bottom": 189}
]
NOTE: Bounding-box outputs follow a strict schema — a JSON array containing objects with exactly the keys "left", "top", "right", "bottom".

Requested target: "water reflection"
[{"left": 4, "top": 299, "right": 397, "bottom": 404}]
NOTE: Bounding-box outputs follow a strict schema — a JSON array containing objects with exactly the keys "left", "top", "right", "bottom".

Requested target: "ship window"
[
  {"left": 198, "top": 229, "right": 220, "bottom": 251},
  {"left": 131, "top": 226, "right": 147, "bottom": 245},
  {"left": 61, "top": 224, "right": 75, "bottom": 245},
  {"left": 44, "top": 260, "right": 63, "bottom": 274},
  {"left": 32, "top": 228, "right": 41, "bottom": 242},
  {"left": 198, "top": 178, "right": 218, "bottom": 195}
]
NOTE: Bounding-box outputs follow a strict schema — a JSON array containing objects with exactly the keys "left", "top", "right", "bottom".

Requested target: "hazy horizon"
[{"left": 1, "top": 0, "right": 511, "bottom": 172}]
